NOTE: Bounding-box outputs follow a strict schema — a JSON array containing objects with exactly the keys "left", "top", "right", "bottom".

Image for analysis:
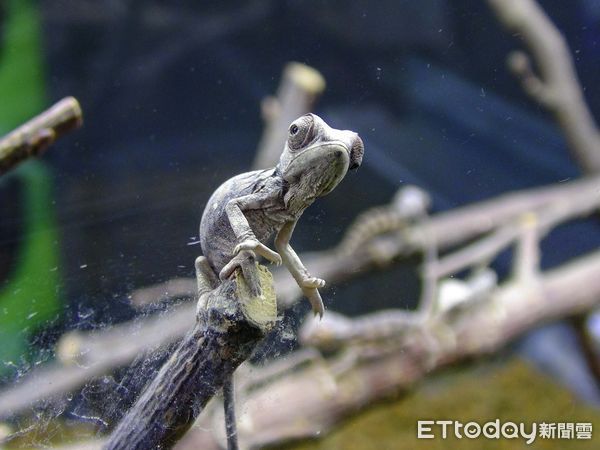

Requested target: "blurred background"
[{"left": 1, "top": 0, "right": 600, "bottom": 448}]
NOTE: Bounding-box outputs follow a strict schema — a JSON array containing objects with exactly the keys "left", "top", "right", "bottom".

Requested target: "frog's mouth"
[{"left": 284, "top": 141, "right": 351, "bottom": 196}]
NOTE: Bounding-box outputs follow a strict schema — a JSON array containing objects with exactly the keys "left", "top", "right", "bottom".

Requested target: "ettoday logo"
[{"left": 417, "top": 420, "right": 593, "bottom": 444}]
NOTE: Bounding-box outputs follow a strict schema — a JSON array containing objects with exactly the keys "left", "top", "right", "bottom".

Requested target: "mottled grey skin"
[
  {"left": 196, "top": 113, "right": 364, "bottom": 317},
  {"left": 200, "top": 170, "right": 290, "bottom": 274}
]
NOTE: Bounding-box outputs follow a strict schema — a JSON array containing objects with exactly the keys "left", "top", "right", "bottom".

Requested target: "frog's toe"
[
  {"left": 254, "top": 243, "right": 281, "bottom": 265},
  {"left": 271, "top": 253, "right": 282, "bottom": 266},
  {"left": 304, "top": 287, "right": 325, "bottom": 319},
  {"left": 302, "top": 276, "right": 326, "bottom": 289},
  {"left": 219, "top": 260, "right": 238, "bottom": 281}
]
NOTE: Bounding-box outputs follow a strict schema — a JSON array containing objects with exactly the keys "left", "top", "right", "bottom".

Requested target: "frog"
[{"left": 195, "top": 113, "right": 364, "bottom": 318}]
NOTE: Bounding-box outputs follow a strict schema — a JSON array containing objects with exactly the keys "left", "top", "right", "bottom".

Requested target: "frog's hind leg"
[
  {"left": 195, "top": 256, "right": 219, "bottom": 315},
  {"left": 219, "top": 250, "right": 261, "bottom": 297}
]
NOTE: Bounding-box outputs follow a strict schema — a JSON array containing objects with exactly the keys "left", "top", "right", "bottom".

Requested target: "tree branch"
[
  {"left": 0, "top": 97, "right": 83, "bottom": 175},
  {"left": 487, "top": 0, "right": 600, "bottom": 173},
  {"left": 104, "top": 267, "right": 276, "bottom": 449},
  {"left": 488, "top": 0, "right": 600, "bottom": 392}
]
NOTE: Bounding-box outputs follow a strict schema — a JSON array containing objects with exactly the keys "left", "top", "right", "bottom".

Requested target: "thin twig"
[
  {"left": 223, "top": 372, "right": 239, "bottom": 450},
  {"left": 512, "top": 213, "right": 541, "bottom": 282},
  {"left": 425, "top": 224, "right": 518, "bottom": 280}
]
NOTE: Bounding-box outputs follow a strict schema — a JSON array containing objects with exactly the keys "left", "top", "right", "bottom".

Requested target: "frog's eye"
[{"left": 288, "top": 115, "right": 314, "bottom": 150}]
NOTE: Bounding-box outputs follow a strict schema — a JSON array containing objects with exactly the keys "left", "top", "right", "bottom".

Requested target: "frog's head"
[{"left": 278, "top": 113, "right": 364, "bottom": 198}]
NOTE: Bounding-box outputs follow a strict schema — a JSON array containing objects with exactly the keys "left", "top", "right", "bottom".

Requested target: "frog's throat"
[{"left": 282, "top": 142, "right": 350, "bottom": 186}]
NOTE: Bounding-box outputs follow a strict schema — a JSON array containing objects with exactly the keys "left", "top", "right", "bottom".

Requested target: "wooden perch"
[
  {"left": 105, "top": 267, "right": 276, "bottom": 449},
  {"left": 487, "top": 0, "right": 600, "bottom": 173},
  {"left": 0, "top": 97, "right": 83, "bottom": 175},
  {"left": 252, "top": 62, "right": 325, "bottom": 169}
]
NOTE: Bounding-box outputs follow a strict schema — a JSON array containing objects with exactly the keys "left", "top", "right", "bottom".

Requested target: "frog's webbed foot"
[
  {"left": 234, "top": 238, "right": 282, "bottom": 266},
  {"left": 219, "top": 250, "right": 262, "bottom": 297}
]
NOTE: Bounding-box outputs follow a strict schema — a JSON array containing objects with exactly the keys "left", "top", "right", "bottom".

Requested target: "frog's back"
[{"left": 200, "top": 169, "right": 271, "bottom": 273}]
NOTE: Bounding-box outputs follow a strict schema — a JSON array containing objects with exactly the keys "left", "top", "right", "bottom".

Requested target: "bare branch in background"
[
  {"left": 487, "top": 0, "right": 600, "bottom": 173},
  {"left": 0, "top": 97, "right": 83, "bottom": 176},
  {"left": 488, "top": 0, "right": 600, "bottom": 393},
  {"left": 175, "top": 249, "right": 600, "bottom": 449},
  {"left": 1, "top": 174, "right": 598, "bottom": 420},
  {"left": 252, "top": 62, "right": 325, "bottom": 169}
]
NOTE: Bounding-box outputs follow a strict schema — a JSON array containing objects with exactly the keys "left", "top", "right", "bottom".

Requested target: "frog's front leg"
[
  {"left": 275, "top": 220, "right": 325, "bottom": 318},
  {"left": 224, "top": 192, "right": 282, "bottom": 266},
  {"left": 219, "top": 191, "right": 282, "bottom": 296}
]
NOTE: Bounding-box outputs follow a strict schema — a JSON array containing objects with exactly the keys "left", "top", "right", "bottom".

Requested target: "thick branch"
[
  {"left": 0, "top": 97, "right": 83, "bottom": 175},
  {"left": 105, "top": 268, "right": 275, "bottom": 450},
  {"left": 488, "top": 0, "right": 600, "bottom": 173}
]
